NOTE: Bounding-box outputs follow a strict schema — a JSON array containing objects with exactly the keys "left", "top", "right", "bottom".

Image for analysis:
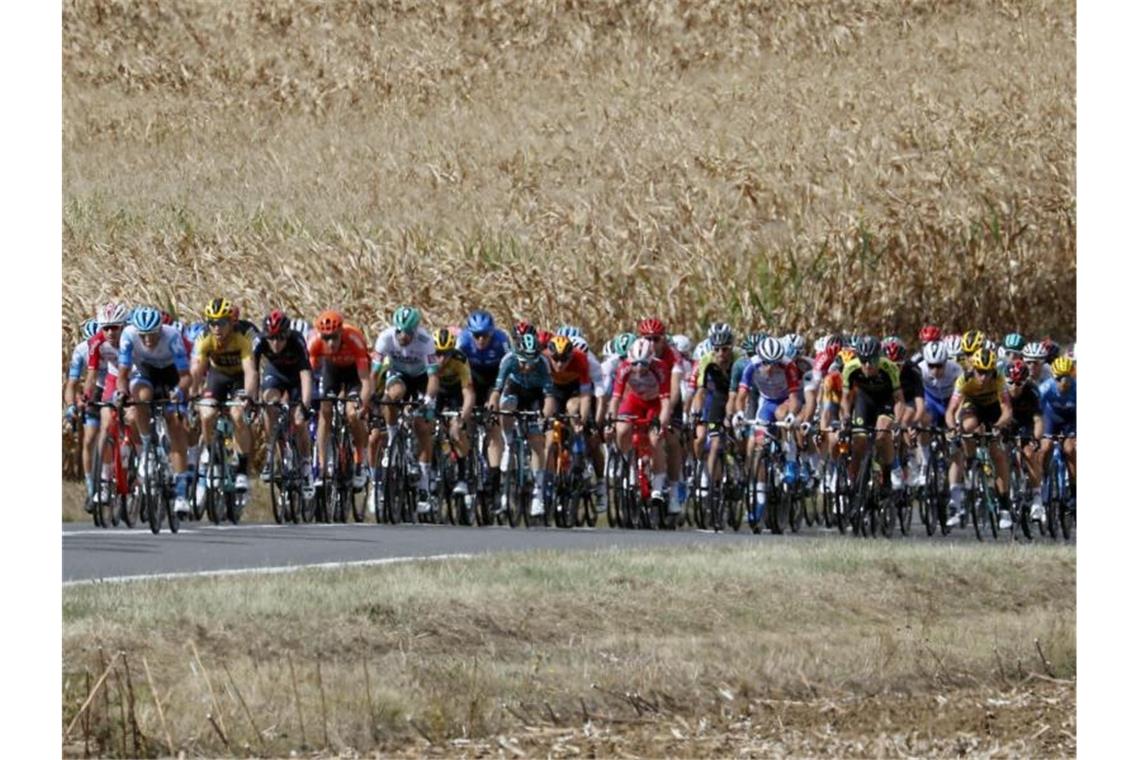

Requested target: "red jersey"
[
  {"left": 86, "top": 330, "right": 122, "bottom": 376},
  {"left": 612, "top": 358, "right": 668, "bottom": 402},
  {"left": 547, "top": 349, "right": 591, "bottom": 390},
  {"left": 308, "top": 324, "right": 369, "bottom": 373}
]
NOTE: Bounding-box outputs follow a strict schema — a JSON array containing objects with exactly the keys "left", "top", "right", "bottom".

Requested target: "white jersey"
[
  {"left": 600, "top": 355, "right": 623, "bottom": 397},
  {"left": 585, "top": 351, "right": 606, "bottom": 397},
  {"left": 373, "top": 327, "right": 439, "bottom": 377},
  {"left": 118, "top": 325, "right": 190, "bottom": 371},
  {"left": 919, "top": 359, "right": 962, "bottom": 401}
]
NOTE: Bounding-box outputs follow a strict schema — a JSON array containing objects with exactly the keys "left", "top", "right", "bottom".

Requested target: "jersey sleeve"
[
  {"left": 611, "top": 363, "right": 628, "bottom": 400},
  {"left": 194, "top": 335, "right": 211, "bottom": 363},
  {"left": 117, "top": 328, "right": 136, "bottom": 369},
  {"left": 785, "top": 363, "right": 802, "bottom": 393},
  {"left": 344, "top": 330, "right": 369, "bottom": 373},
  {"left": 170, "top": 331, "right": 190, "bottom": 373},
  {"left": 87, "top": 334, "right": 105, "bottom": 371},
  {"left": 738, "top": 362, "right": 756, "bottom": 393},
  {"left": 68, "top": 344, "right": 87, "bottom": 380},
  {"left": 494, "top": 355, "right": 513, "bottom": 391}
]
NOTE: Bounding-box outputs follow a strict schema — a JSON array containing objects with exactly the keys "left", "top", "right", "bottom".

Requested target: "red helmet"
[
  {"left": 638, "top": 317, "right": 665, "bottom": 337},
  {"left": 1006, "top": 359, "right": 1029, "bottom": 385},
  {"left": 536, "top": 329, "right": 553, "bottom": 349},
  {"left": 263, "top": 309, "right": 290, "bottom": 337},
  {"left": 919, "top": 324, "right": 942, "bottom": 344},
  {"left": 883, "top": 338, "right": 906, "bottom": 363},
  {"left": 513, "top": 320, "right": 535, "bottom": 340}
]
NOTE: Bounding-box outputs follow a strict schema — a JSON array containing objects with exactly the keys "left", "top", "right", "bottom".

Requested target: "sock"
[
  {"left": 418, "top": 462, "right": 430, "bottom": 491},
  {"left": 85, "top": 473, "right": 96, "bottom": 498},
  {"left": 652, "top": 473, "right": 666, "bottom": 493},
  {"left": 950, "top": 484, "right": 964, "bottom": 508}
]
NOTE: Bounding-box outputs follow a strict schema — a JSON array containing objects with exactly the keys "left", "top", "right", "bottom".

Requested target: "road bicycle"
[
  {"left": 128, "top": 399, "right": 182, "bottom": 535},
  {"left": 691, "top": 422, "right": 744, "bottom": 532},
  {"left": 745, "top": 419, "right": 798, "bottom": 535},
  {"left": 88, "top": 401, "right": 139, "bottom": 529},
  {"left": 914, "top": 426, "right": 952, "bottom": 536},
  {"left": 259, "top": 399, "right": 309, "bottom": 525},
  {"left": 376, "top": 399, "right": 424, "bottom": 524},
  {"left": 1004, "top": 430, "right": 1039, "bottom": 541},
  {"left": 429, "top": 409, "right": 471, "bottom": 525},
  {"left": 1041, "top": 432, "right": 1076, "bottom": 541},
  {"left": 194, "top": 397, "right": 249, "bottom": 525},
  {"left": 496, "top": 409, "right": 546, "bottom": 528},
  {"left": 315, "top": 394, "right": 364, "bottom": 523},
  {"left": 612, "top": 415, "right": 665, "bottom": 530},
  {"left": 547, "top": 413, "right": 596, "bottom": 528},
  {"left": 955, "top": 429, "right": 1003, "bottom": 542}
]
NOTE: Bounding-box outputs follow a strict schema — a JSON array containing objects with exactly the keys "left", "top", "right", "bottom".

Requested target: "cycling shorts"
[
  {"left": 500, "top": 379, "right": 545, "bottom": 412},
  {"left": 130, "top": 363, "right": 181, "bottom": 398},
  {"left": 1043, "top": 407, "right": 1076, "bottom": 437},
  {"left": 203, "top": 368, "right": 245, "bottom": 403},
  {"left": 384, "top": 369, "right": 427, "bottom": 400},
  {"left": 319, "top": 363, "right": 362, "bottom": 400},
  {"left": 852, "top": 392, "right": 893, "bottom": 428},
  {"left": 437, "top": 384, "right": 464, "bottom": 412},
  {"left": 960, "top": 399, "right": 1001, "bottom": 429},
  {"left": 618, "top": 394, "right": 661, "bottom": 425}
]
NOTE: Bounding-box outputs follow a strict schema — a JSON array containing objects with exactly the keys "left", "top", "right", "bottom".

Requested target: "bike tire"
[
  {"left": 968, "top": 481, "right": 984, "bottom": 542},
  {"left": 766, "top": 466, "right": 786, "bottom": 535},
  {"left": 143, "top": 444, "right": 162, "bottom": 535},
  {"left": 269, "top": 436, "right": 286, "bottom": 525}
]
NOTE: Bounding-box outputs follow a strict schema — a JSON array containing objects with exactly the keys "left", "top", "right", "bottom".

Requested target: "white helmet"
[
  {"left": 671, "top": 334, "right": 693, "bottom": 358},
  {"left": 783, "top": 332, "right": 805, "bottom": 357},
  {"left": 693, "top": 338, "right": 711, "bottom": 362},
  {"left": 757, "top": 337, "right": 783, "bottom": 363},
  {"left": 569, "top": 335, "right": 589, "bottom": 354},
  {"left": 628, "top": 337, "right": 654, "bottom": 364},
  {"left": 1022, "top": 341, "right": 1048, "bottom": 360},
  {"left": 944, "top": 334, "right": 964, "bottom": 358},
  {"left": 923, "top": 341, "right": 949, "bottom": 365},
  {"left": 96, "top": 302, "right": 129, "bottom": 327},
  {"left": 291, "top": 318, "right": 311, "bottom": 335},
  {"left": 812, "top": 335, "right": 828, "bottom": 354}
]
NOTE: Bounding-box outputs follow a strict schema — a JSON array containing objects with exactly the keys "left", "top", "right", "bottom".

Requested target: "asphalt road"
[{"left": 63, "top": 516, "right": 1050, "bottom": 585}]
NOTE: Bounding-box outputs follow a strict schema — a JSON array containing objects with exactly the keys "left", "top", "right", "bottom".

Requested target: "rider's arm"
[
  {"left": 892, "top": 388, "right": 905, "bottom": 423},
  {"left": 945, "top": 393, "right": 961, "bottom": 429},
  {"left": 242, "top": 354, "right": 258, "bottom": 399},
  {"left": 299, "top": 369, "right": 313, "bottom": 408},
  {"left": 996, "top": 391, "right": 1014, "bottom": 429}
]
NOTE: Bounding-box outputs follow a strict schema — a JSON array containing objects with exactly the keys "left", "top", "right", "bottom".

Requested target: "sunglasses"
[
  {"left": 552, "top": 354, "right": 572, "bottom": 363},
  {"left": 715, "top": 346, "right": 733, "bottom": 353},
  {"left": 643, "top": 335, "right": 663, "bottom": 342},
  {"left": 102, "top": 324, "right": 123, "bottom": 331},
  {"left": 927, "top": 362, "right": 945, "bottom": 369},
  {"left": 267, "top": 334, "right": 288, "bottom": 342},
  {"left": 631, "top": 360, "right": 650, "bottom": 368},
  {"left": 320, "top": 332, "right": 340, "bottom": 342},
  {"left": 208, "top": 319, "right": 231, "bottom": 328},
  {"left": 472, "top": 331, "right": 490, "bottom": 340}
]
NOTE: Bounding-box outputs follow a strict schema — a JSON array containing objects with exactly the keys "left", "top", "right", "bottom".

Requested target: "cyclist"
[
  {"left": 916, "top": 339, "right": 962, "bottom": 484},
  {"left": 738, "top": 336, "right": 803, "bottom": 522},
  {"left": 1022, "top": 341, "right": 1051, "bottom": 382},
  {"left": 1038, "top": 355, "right": 1076, "bottom": 508},
  {"left": 913, "top": 324, "right": 943, "bottom": 363},
  {"left": 373, "top": 306, "right": 438, "bottom": 509},
  {"left": 255, "top": 310, "right": 315, "bottom": 498},
  {"left": 191, "top": 298, "right": 258, "bottom": 493},
  {"left": 64, "top": 319, "right": 102, "bottom": 507},
  {"left": 457, "top": 309, "right": 511, "bottom": 500},
  {"left": 607, "top": 337, "right": 670, "bottom": 508},
  {"left": 999, "top": 332, "right": 1027, "bottom": 373},
  {"left": 690, "top": 325, "right": 740, "bottom": 494},
  {"left": 839, "top": 336, "right": 905, "bottom": 497},
  {"left": 432, "top": 327, "right": 476, "bottom": 500},
  {"left": 1006, "top": 358, "right": 1045, "bottom": 521},
  {"left": 489, "top": 332, "right": 556, "bottom": 517},
  {"left": 884, "top": 336, "right": 924, "bottom": 488},
  {"left": 944, "top": 347, "right": 1014, "bottom": 529},
  {"left": 638, "top": 317, "right": 686, "bottom": 514},
  {"left": 115, "top": 306, "right": 194, "bottom": 516},
  {"left": 83, "top": 302, "right": 131, "bottom": 505}
]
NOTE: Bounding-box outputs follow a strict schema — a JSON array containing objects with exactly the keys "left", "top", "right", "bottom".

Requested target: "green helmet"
[
  {"left": 741, "top": 332, "right": 764, "bottom": 356},
  {"left": 614, "top": 332, "right": 636, "bottom": 359},
  {"left": 1003, "top": 332, "right": 1026, "bottom": 352},
  {"left": 392, "top": 306, "right": 421, "bottom": 333}
]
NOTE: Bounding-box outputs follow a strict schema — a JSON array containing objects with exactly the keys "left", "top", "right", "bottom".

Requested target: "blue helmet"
[
  {"left": 466, "top": 310, "right": 495, "bottom": 334},
  {"left": 185, "top": 321, "right": 208, "bottom": 342},
  {"left": 81, "top": 318, "right": 99, "bottom": 341},
  {"left": 131, "top": 306, "right": 163, "bottom": 334},
  {"left": 557, "top": 325, "right": 583, "bottom": 339}
]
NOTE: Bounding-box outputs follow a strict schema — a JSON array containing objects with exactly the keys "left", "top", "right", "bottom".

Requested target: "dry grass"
[
  {"left": 62, "top": 0, "right": 1075, "bottom": 357},
  {"left": 62, "top": 541, "right": 1075, "bottom": 757}
]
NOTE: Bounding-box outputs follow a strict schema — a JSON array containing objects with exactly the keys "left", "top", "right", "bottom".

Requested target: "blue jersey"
[
  {"left": 1038, "top": 377, "right": 1076, "bottom": 418},
  {"left": 458, "top": 328, "right": 510, "bottom": 376},
  {"left": 494, "top": 353, "right": 555, "bottom": 395}
]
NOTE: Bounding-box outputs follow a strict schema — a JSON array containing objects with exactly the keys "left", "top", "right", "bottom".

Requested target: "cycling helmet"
[
  {"left": 742, "top": 333, "right": 763, "bottom": 356},
  {"left": 922, "top": 341, "right": 949, "bottom": 365},
  {"left": 1006, "top": 359, "right": 1029, "bottom": 385},
  {"left": 97, "top": 302, "right": 129, "bottom": 326},
  {"left": 548, "top": 335, "right": 573, "bottom": 360},
  {"left": 433, "top": 327, "right": 457, "bottom": 353},
  {"left": 81, "top": 318, "right": 99, "bottom": 341},
  {"left": 1042, "top": 338, "right": 1060, "bottom": 362},
  {"left": 262, "top": 309, "right": 290, "bottom": 337},
  {"left": 569, "top": 335, "right": 589, "bottom": 354},
  {"left": 812, "top": 335, "right": 827, "bottom": 354},
  {"left": 919, "top": 324, "right": 942, "bottom": 344},
  {"left": 693, "top": 339, "right": 711, "bottom": 362},
  {"left": 203, "top": 298, "right": 233, "bottom": 321},
  {"left": 516, "top": 333, "right": 540, "bottom": 359},
  {"left": 783, "top": 332, "right": 805, "bottom": 358},
  {"left": 1022, "top": 341, "right": 1048, "bottom": 360},
  {"left": 757, "top": 337, "right": 783, "bottom": 363},
  {"left": 628, "top": 337, "right": 655, "bottom": 364},
  {"left": 290, "top": 318, "right": 311, "bottom": 335},
  {"left": 131, "top": 306, "right": 163, "bottom": 334},
  {"left": 671, "top": 334, "right": 693, "bottom": 358},
  {"left": 972, "top": 348, "right": 998, "bottom": 373},
  {"left": 1002, "top": 332, "right": 1026, "bottom": 353},
  {"left": 856, "top": 335, "right": 881, "bottom": 362},
  {"left": 185, "top": 322, "right": 208, "bottom": 342},
  {"left": 316, "top": 310, "right": 344, "bottom": 334},
  {"left": 466, "top": 310, "right": 495, "bottom": 334},
  {"left": 708, "top": 324, "right": 734, "bottom": 348},
  {"left": 614, "top": 332, "right": 636, "bottom": 359},
  {"left": 638, "top": 317, "right": 666, "bottom": 337},
  {"left": 601, "top": 339, "right": 616, "bottom": 359},
  {"left": 557, "top": 325, "right": 583, "bottom": 339},
  {"left": 536, "top": 329, "right": 553, "bottom": 349},
  {"left": 513, "top": 320, "right": 536, "bottom": 341},
  {"left": 838, "top": 347, "right": 857, "bottom": 365},
  {"left": 1051, "top": 356, "right": 1074, "bottom": 378},
  {"left": 392, "top": 306, "right": 421, "bottom": 333},
  {"left": 882, "top": 337, "right": 906, "bottom": 363},
  {"left": 961, "top": 329, "right": 985, "bottom": 354},
  {"left": 944, "top": 334, "right": 965, "bottom": 358}
]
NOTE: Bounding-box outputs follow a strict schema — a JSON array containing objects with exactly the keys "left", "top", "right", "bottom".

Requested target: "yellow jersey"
[
  {"left": 195, "top": 332, "right": 254, "bottom": 377},
  {"left": 952, "top": 372, "right": 1008, "bottom": 406}
]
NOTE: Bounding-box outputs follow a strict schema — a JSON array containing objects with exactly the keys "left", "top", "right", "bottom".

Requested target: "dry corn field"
[{"left": 62, "top": 0, "right": 1074, "bottom": 355}]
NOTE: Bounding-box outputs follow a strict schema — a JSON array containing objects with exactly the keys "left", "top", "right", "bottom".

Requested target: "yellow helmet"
[
  {"left": 548, "top": 335, "right": 574, "bottom": 360},
  {"left": 203, "top": 298, "right": 234, "bottom": 321},
  {"left": 838, "top": 347, "right": 857, "bottom": 365},
  {"left": 972, "top": 348, "right": 997, "bottom": 373},
  {"left": 961, "top": 329, "right": 986, "bottom": 355},
  {"left": 1051, "top": 356, "right": 1074, "bottom": 378},
  {"left": 433, "top": 327, "right": 456, "bottom": 353}
]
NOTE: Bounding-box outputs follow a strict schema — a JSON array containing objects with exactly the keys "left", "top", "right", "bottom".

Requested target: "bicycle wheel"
[
  {"left": 879, "top": 484, "right": 897, "bottom": 538},
  {"left": 852, "top": 453, "right": 873, "bottom": 538},
  {"left": 382, "top": 447, "right": 402, "bottom": 524},
  {"left": 268, "top": 435, "right": 287, "bottom": 525},
  {"left": 1059, "top": 470, "right": 1074, "bottom": 541},
  {"left": 724, "top": 457, "right": 744, "bottom": 532},
  {"left": 142, "top": 443, "right": 162, "bottom": 535},
  {"left": 967, "top": 477, "right": 984, "bottom": 542}
]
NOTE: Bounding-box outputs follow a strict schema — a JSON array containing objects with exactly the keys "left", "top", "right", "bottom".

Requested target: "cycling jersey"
[
  {"left": 86, "top": 330, "right": 123, "bottom": 378},
  {"left": 739, "top": 360, "right": 802, "bottom": 402},
  {"left": 1039, "top": 377, "right": 1076, "bottom": 417},
  {"left": 584, "top": 351, "right": 605, "bottom": 398},
  {"left": 68, "top": 340, "right": 99, "bottom": 383},
  {"left": 919, "top": 359, "right": 962, "bottom": 402},
  {"left": 372, "top": 326, "right": 438, "bottom": 377},
  {"left": 458, "top": 328, "right": 510, "bottom": 375},
  {"left": 612, "top": 358, "right": 668, "bottom": 402},
  {"left": 436, "top": 351, "right": 473, "bottom": 389},
  {"left": 495, "top": 353, "right": 555, "bottom": 395},
  {"left": 195, "top": 330, "right": 254, "bottom": 377},
  {"left": 254, "top": 330, "right": 312, "bottom": 377},
  {"left": 547, "top": 349, "right": 591, "bottom": 393},
  {"left": 842, "top": 358, "right": 900, "bottom": 403},
  {"left": 118, "top": 325, "right": 190, "bottom": 372},
  {"left": 600, "top": 355, "right": 623, "bottom": 396},
  {"left": 1009, "top": 382, "right": 1041, "bottom": 425},
  {"left": 952, "top": 372, "right": 1009, "bottom": 407},
  {"left": 897, "top": 358, "right": 923, "bottom": 402},
  {"left": 729, "top": 355, "right": 752, "bottom": 391},
  {"left": 309, "top": 324, "right": 370, "bottom": 373},
  {"left": 697, "top": 349, "right": 745, "bottom": 388}
]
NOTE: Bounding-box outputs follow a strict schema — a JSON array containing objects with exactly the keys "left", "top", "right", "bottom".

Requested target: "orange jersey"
[
  {"left": 548, "top": 349, "right": 591, "bottom": 389},
  {"left": 308, "top": 324, "right": 369, "bottom": 373}
]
